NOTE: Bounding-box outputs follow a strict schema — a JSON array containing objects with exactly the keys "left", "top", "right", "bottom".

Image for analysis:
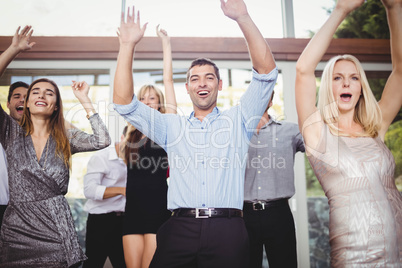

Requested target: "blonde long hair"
[
  {"left": 121, "top": 85, "right": 165, "bottom": 165},
  {"left": 318, "top": 55, "right": 382, "bottom": 137}
]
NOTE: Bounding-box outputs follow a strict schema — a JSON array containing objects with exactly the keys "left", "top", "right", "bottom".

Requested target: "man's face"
[
  {"left": 186, "top": 64, "right": 222, "bottom": 114},
  {"left": 7, "top": 87, "right": 28, "bottom": 121}
]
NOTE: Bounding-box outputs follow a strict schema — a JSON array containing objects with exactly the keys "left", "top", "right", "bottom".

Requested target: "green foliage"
[
  {"left": 326, "top": 0, "right": 389, "bottom": 39},
  {"left": 385, "top": 121, "right": 402, "bottom": 180},
  {"left": 305, "top": 155, "right": 326, "bottom": 197}
]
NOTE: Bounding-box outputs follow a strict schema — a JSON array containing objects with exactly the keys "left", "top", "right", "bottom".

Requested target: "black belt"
[
  {"left": 172, "top": 208, "right": 243, "bottom": 218},
  {"left": 89, "top": 211, "right": 125, "bottom": 217},
  {"left": 243, "top": 199, "right": 288, "bottom": 211}
]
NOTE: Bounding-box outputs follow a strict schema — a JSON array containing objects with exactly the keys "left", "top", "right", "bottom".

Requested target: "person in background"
[
  {"left": 243, "top": 90, "right": 305, "bottom": 268},
  {"left": 0, "top": 26, "right": 111, "bottom": 267},
  {"left": 0, "top": 81, "right": 29, "bottom": 231},
  {"left": 83, "top": 125, "right": 128, "bottom": 268},
  {"left": 112, "top": 0, "right": 277, "bottom": 266},
  {"left": 121, "top": 25, "right": 177, "bottom": 268},
  {"left": 295, "top": 0, "right": 402, "bottom": 265}
]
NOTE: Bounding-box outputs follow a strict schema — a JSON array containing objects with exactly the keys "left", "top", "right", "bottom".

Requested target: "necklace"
[{"left": 41, "top": 137, "right": 50, "bottom": 171}]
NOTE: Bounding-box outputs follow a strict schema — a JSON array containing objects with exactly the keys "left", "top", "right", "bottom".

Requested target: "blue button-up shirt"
[{"left": 114, "top": 68, "right": 278, "bottom": 210}]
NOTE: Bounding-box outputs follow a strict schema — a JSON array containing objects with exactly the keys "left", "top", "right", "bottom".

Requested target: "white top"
[
  {"left": 0, "top": 143, "right": 8, "bottom": 205},
  {"left": 83, "top": 145, "right": 127, "bottom": 214}
]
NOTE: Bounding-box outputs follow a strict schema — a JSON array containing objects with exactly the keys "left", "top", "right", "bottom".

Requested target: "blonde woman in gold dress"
[{"left": 295, "top": 0, "right": 402, "bottom": 266}]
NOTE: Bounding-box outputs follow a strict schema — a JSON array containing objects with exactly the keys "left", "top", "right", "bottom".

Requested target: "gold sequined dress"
[{"left": 307, "top": 124, "right": 402, "bottom": 267}]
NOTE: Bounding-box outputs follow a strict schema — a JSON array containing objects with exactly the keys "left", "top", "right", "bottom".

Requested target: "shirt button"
[
  {"left": 258, "top": 187, "right": 261, "bottom": 190},
  {"left": 201, "top": 127, "right": 204, "bottom": 129},
  {"left": 202, "top": 182, "right": 205, "bottom": 185},
  {"left": 258, "top": 171, "right": 261, "bottom": 174},
  {"left": 258, "top": 155, "right": 261, "bottom": 158},
  {"left": 258, "top": 141, "right": 260, "bottom": 144},
  {"left": 202, "top": 204, "right": 206, "bottom": 207}
]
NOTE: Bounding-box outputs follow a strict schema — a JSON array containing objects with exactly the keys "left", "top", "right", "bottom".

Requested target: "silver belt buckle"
[
  {"left": 252, "top": 201, "right": 265, "bottom": 211},
  {"left": 195, "top": 208, "right": 212, "bottom": 218}
]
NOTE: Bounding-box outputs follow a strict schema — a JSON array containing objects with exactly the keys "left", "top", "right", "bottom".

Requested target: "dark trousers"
[
  {"left": 83, "top": 212, "right": 126, "bottom": 268},
  {"left": 150, "top": 216, "right": 249, "bottom": 268},
  {"left": 243, "top": 201, "right": 297, "bottom": 268},
  {"left": 0, "top": 204, "right": 7, "bottom": 231}
]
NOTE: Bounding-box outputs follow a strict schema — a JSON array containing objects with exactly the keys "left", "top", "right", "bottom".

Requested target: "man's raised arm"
[
  {"left": 113, "top": 7, "right": 148, "bottom": 105},
  {"left": 220, "top": 0, "right": 275, "bottom": 74},
  {"left": 0, "top": 26, "right": 35, "bottom": 78}
]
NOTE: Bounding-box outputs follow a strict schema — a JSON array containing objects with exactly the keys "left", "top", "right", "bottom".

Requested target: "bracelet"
[{"left": 86, "top": 110, "right": 95, "bottom": 119}]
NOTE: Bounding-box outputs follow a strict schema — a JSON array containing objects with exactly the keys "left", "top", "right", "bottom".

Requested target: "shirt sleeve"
[
  {"left": 114, "top": 95, "right": 168, "bottom": 149},
  {"left": 239, "top": 67, "right": 278, "bottom": 140},
  {"left": 69, "top": 113, "right": 111, "bottom": 154},
  {"left": 293, "top": 125, "right": 306, "bottom": 153},
  {"left": 83, "top": 151, "right": 107, "bottom": 200}
]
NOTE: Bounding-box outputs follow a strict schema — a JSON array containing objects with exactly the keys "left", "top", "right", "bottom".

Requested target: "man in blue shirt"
[{"left": 113, "top": 0, "right": 278, "bottom": 267}]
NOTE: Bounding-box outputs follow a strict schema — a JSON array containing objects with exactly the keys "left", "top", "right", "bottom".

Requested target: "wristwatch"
[{"left": 86, "top": 110, "right": 95, "bottom": 119}]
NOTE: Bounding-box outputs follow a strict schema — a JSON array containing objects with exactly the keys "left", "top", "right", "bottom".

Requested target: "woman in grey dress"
[{"left": 0, "top": 26, "right": 111, "bottom": 267}]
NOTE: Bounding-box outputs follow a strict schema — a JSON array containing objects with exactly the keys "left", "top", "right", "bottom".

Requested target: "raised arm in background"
[
  {"left": 220, "top": 0, "right": 275, "bottom": 74},
  {"left": 69, "top": 81, "right": 111, "bottom": 152},
  {"left": 113, "top": 7, "right": 148, "bottom": 105},
  {"left": 378, "top": 0, "right": 402, "bottom": 139},
  {"left": 295, "top": 0, "right": 364, "bottom": 147},
  {"left": 156, "top": 25, "right": 177, "bottom": 114},
  {"left": 71, "top": 80, "right": 97, "bottom": 116},
  {"left": 0, "top": 26, "right": 35, "bottom": 77}
]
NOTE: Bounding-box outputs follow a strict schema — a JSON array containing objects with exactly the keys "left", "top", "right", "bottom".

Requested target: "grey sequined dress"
[{"left": 0, "top": 105, "right": 111, "bottom": 268}]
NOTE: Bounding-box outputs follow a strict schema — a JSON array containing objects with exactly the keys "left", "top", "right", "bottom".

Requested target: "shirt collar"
[
  {"left": 108, "top": 145, "right": 120, "bottom": 161},
  {"left": 260, "top": 115, "right": 282, "bottom": 130},
  {"left": 188, "top": 106, "right": 220, "bottom": 122}
]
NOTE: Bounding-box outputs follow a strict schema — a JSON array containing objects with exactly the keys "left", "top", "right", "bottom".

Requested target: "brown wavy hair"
[
  {"left": 122, "top": 85, "right": 165, "bottom": 165},
  {"left": 20, "top": 78, "right": 71, "bottom": 167}
]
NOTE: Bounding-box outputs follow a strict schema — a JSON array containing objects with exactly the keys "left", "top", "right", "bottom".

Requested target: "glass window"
[
  {"left": 294, "top": 0, "right": 333, "bottom": 38},
  {"left": 0, "top": 0, "right": 338, "bottom": 38}
]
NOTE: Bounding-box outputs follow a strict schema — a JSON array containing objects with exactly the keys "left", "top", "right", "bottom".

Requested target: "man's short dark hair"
[
  {"left": 122, "top": 125, "right": 128, "bottom": 137},
  {"left": 186, "top": 58, "right": 220, "bottom": 82},
  {"left": 270, "top": 90, "right": 275, "bottom": 102},
  {"left": 7, "top": 81, "right": 29, "bottom": 103}
]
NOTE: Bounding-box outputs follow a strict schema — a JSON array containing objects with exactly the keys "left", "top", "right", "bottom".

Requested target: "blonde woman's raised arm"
[
  {"left": 295, "top": 0, "right": 364, "bottom": 138},
  {"left": 156, "top": 25, "right": 177, "bottom": 114},
  {"left": 378, "top": 0, "right": 402, "bottom": 138}
]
